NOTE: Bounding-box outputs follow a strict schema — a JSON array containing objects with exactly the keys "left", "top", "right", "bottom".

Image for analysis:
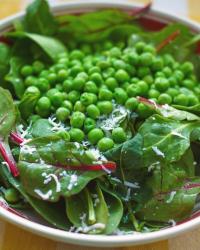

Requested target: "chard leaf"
[
  {"left": 23, "top": 0, "right": 57, "bottom": 36},
  {"left": 66, "top": 183, "right": 108, "bottom": 234},
  {"left": 31, "top": 118, "right": 55, "bottom": 138},
  {"left": 137, "top": 178, "right": 200, "bottom": 222},
  {"left": 1, "top": 166, "right": 70, "bottom": 230},
  {"left": 8, "top": 32, "right": 66, "bottom": 62},
  {"left": 18, "top": 136, "right": 105, "bottom": 201}
]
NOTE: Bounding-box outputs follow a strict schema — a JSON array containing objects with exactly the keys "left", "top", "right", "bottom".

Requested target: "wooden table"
[{"left": 0, "top": 0, "right": 200, "bottom": 249}]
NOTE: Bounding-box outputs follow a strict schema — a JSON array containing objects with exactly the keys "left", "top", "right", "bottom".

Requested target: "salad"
[{"left": 1, "top": 0, "right": 200, "bottom": 235}]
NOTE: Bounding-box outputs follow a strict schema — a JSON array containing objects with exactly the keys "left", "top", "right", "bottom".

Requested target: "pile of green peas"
[{"left": 20, "top": 39, "right": 200, "bottom": 152}]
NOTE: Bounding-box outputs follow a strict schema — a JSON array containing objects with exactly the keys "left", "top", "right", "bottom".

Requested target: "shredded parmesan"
[
  {"left": 152, "top": 146, "right": 165, "bottom": 158},
  {"left": 34, "top": 189, "right": 52, "bottom": 200}
]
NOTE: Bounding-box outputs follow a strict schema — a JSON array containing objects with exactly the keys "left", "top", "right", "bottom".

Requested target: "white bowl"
[{"left": 1, "top": 1, "right": 200, "bottom": 247}]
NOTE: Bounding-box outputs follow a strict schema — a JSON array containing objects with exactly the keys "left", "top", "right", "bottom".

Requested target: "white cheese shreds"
[
  {"left": 34, "top": 189, "right": 52, "bottom": 200},
  {"left": 42, "top": 173, "right": 61, "bottom": 192},
  {"left": 152, "top": 146, "right": 165, "bottom": 158},
  {"left": 166, "top": 191, "right": 176, "bottom": 203},
  {"left": 74, "top": 223, "right": 105, "bottom": 233},
  {"left": 67, "top": 174, "right": 78, "bottom": 190},
  {"left": 21, "top": 144, "right": 36, "bottom": 155},
  {"left": 48, "top": 117, "right": 65, "bottom": 131}
]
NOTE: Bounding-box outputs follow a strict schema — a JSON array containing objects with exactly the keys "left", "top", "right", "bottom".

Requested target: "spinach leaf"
[
  {"left": 5, "top": 57, "right": 25, "bottom": 98},
  {"left": 18, "top": 136, "right": 105, "bottom": 201},
  {"left": 23, "top": 0, "right": 57, "bottom": 36},
  {"left": 1, "top": 166, "right": 70, "bottom": 230},
  {"left": 137, "top": 178, "right": 200, "bottom": 222},
  {"left": 31, "top": 119, "right": 55, "bottom": 138},
  {"left": 173, "top": 104, "right": 200, "bottom": 116},
  {"left": 66, "top": 183, "right": 108, "bottom": 234},
  {"left": 18, "top": 87, "right": 40, "bottom": 119},
  {"left": 8, "top": 32, "right": 66, "bottom": 62}
]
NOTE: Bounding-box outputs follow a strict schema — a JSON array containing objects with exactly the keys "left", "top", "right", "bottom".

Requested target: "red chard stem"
[{"left": 156, "top": 30, "right": 180, "bottom": 52}]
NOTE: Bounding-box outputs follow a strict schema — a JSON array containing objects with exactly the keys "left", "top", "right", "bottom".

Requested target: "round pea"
[
  {"left": 25, "top": 76, "right": 37, "bottom": 87},
  {"left": 74, "top": 101, "right": 85, "bottom": 112},
  {"left": 135, "top": 41, "right": 146, "bottom": 54},
  {"left": 72, "top": 77, "right": 85, "bottom": 91},
  {"left": 25, "top": 86, "right": 40, "bottom": 96},
  {"left": 88, "top": 128, "right": 104, "bottom": 145},
  {"left": 181, "top": 62, "right": 194, "bottom": 75},
  {"left": 136, "top": 103, "right": 153, "bottom": 118},
  {"left": 84, "top": 81, "right": 98, "bottom": 94},
  {"left": 97, "top": 101, "right": 113, "bottom": 115},
  {"left": 80, "top": 92, "right": 97, "bottom": 106},
  {"left": 86, "top": 104, "right": 100, "bottom": 119},
  {"left": 56, "top": 130, "right": 70, "bottom": 141},
  {"left": 148, "top": 89, "right": 160, "bottom": 99},
  {"left": 37, "top": 96, "right": 51, "bottom": 110},
  {"left": 88, "top": 66, "right": 101, "bottom": 75},
  {"left": 70, "top": 50, "right": 84, "bottom": 60},
  {"left": 84, "top": 118, "right": 96, "bottom": 133},
  {"left": 151, "top": 57, "right": 164, "bottom": 71},
  {"left": 139, "top": 52, "right": 153, "bottom": 66},
  {"left": 62, "top": 100, "right": 73, "bottom": 111},
  {"left": 115, "top": 69, "right": 130, "bottom": 83},
  {"left": 97, "top": 138, "right": 114, "bottom": 152},
  {"left": 137, "top": 67, "right": 151, "bottom": 78},
  {"left": 69, "top": 128, "right": 84, "bottom": 142},
  {"left": 166, "top": 88, "right": 179, "bottom": 98},
  {"left": 137, "top": 81, "right": 149, "bottom": 96},
  {"left": 90, "top": 72, "right": 103, "bottom": 85},
  {"left": 70, "top": 111, "right": 85, "bottom": 128},
  {"left": 48, "top": 73, "right": 57, "bottom": 85},
  {"left": 155, "top": 77, "right": 169, "bottom": 91},
  {"left": 105, "top": 77, "right": 118, "bottom": 91},
  {"left": 112, "top": 127, "right": 127, "bottom": 143},
  {"left": 36, "top": 78, "right": 50, "bottom": 92},
  {"left": 56, "top": 107, "right": 70, "bottom": 122},
  {"left": 32, "top": 61, "right": 45, "bottom": 74},
  {"left": 21, "top": 65, "right": 33, "bottom": 77},
  {"left": 174, "top": 94, "right": 189, "bottom": 106},
  {"left": 158, "top": 93, "right": 172, "bottom": 104},
  {"left": 126, "top": 84, "right": 140, "bottom": 97},
  {"left": 125, "top": 97, "right": 138, "bottom": 110},
  {"left": 63, "top": 79, "right": 73, "bottom": 92},
  {"left": 182, "top": 79, "right": 196, "bottom": 89},
  {"left": 57, "top": 69, "right": 68, "bottom": 82},
  {"left": 188, "top": 95, "right": 199, "bottom": 106},
  {"left": 46, "top": 88, "right": 59, "bottom": 99},
  {"left": 99, "top": 88, "right": 113, "bottom": 101},
  {"left": 51, "top": 92, "right": 64, "bottom": 107},
  {"left": 67, "top": 90, "right": 80, "bottom": 104},
  {"left": 114, "top": 88, "right": 128, "bottom": 104}
]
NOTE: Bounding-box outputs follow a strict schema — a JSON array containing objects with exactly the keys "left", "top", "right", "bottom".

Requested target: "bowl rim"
[{"left": 1, "top": 0, "right": 200, "bottom": 247}]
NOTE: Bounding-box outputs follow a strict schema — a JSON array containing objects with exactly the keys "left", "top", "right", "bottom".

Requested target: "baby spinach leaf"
[
  {"left": 18, "top": 136, "right": 105, "bottom": 201},
  {"left": 8, "top": 32, "right": 66, "bottom": 62},
  {"left": 1, "top": 166, "right": 70, "bottom": 230},
  {"left": 66, "top": 183, "right": 108, "bottom": 234},
  {"left": 31, "top": 119, "right": 55, "bottom": 138},
  {"left": 23, "top": 0, "right": 57, "bottom": 36},
  {"left": 5, "top": 57, "right": 25, "bottom": 98},
  {"left": 137, "top": 178, "right": 200, "bottom": 222},
  {"left": 99, "top": 184, "right": 123, "bottom": 234},
  {"left": 173, "top": 104, "right": 200, "bottom": 116}
]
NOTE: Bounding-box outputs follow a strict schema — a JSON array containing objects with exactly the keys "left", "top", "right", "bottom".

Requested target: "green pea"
[
  {"left": 63, "top": 79, "right": 73, "bottom": 92},
  {"left": 88, "top": 128, "right": 104, "bottom": 145},
  {"left": 163, "top": 54, "right": 175, "bottom": 67},
  {"left": 56, "top": 107, "right": 70, "bottom": 122},
  {"left": 25, "top": 86, "right": 40, "bottom": 96},
  {"left": 174, "top": 94, "right": 189, "bottom": 106},
  {"left": 77, "top": 72, "right": 89, "bottom": 81},
  {"left": 4, "top": 188, "right": 20, "bottom": 203},
  {"left": 139, "top": 52, "right": 153, "bottom": 66},
  {"left": 70, "top": 65, "right": 84, "bottom": 77},
  {"left": 57, "top": 69, "right": 68, "bottom": 82},
  {"left": 37, "top": 96, "right": 51, "bottom": 110},
  {"left": 67, "top": 90, "right": 80, "bottom": 104},
  {"left": 97, "top": 137, "right": 114, "bottom": 152},
  {"left": 188, "top": 95, "right": 199, "bottom": 106},
  {"left": 35, "top": 106, "right": 50, "bottom": 118},
  {"left": 72, "top": 77, "right": 85, "bottom": 91},
  {"left": 112, "top": 59, "right": 126, "bottom": 70},
  {"left": 62, "top": 100, "right": 73, "bottom": 111},
  {"left": 80, "top": 92, "right": 97, "bottom": 106},
  {"left": 47, "top": 73, "right": 57, "bottom": 85},
  {"left": 74, "top": 101, "right": 86, "bottom": 112},
  {"left": 84, "top": 81, "right": 98, "bottom": 94},
  {"left": 70, "top": 50, "right": 84, "bottom": 60},
  {"left": 36, "top": 78, "right": 50, "bottom": 92},
  {"left": 173, "top": 70, "right": 184, "bottom": 83},
  {"left": 126, "top": 84, "right": 139, "bottom": 97},
  {"left": 102, "top": 67, "right": 115, "bottom": 79},
  {"left": 97, "top": 60, "right": 110, "bottom": 69},
  {"left": 155, "top": 77, "right": 169, "bottom": 91},
  {"left": 158, "top": 93, "right": 172, "bottom": 104},
  {"left": 56, "top": 130, "right": 70, "bottom": 141},
  {"left": 112, "top": 127, "right": 127, "bottom": 143},
  {"left": 32, "top": 60, "right": 45, "bottom": 74},
  {"left": 181, "top": 62, "right": 194, "bottom": 75},
  {"left": 127, "top": 52, "right": 139, "bottom": 65},
  {"left": 21, "top": 65, "right": 33, "bottom": 77},
  {"left": 136, "top": 103, "right": 153, "bottom": 118},
  {"left": 125, "top": 97, "right": 138, "bottom": 110},
  {"left": 135, "top": 41, "right": 146, "bottom": 54},
  {"left": 51, "top": 92, "right": 64, "bottom": 107},
  {"left": 46, "top": 88, "right": 59, "bottom": 99},
  {"left": 114, "top": 88, "right": 128, "bottom": 104},
  {"left": 69, "top": 128, "right": 84, "bottom": 142},
  {"left": 168, "top": 76, "right": 178, "bottom": 87},
  {"left": 166, "top": 88, "right": 179, "bottom": 98},
  {"left": 151, "top": 57, "right": 164, "bottom": 71},
  {"left": 70, "top": 111, "right": 85, "bottom": 128},
  {"left": 90, "top": 72, "right": 103, "bottom": 85},
  {"left": 88, "top": 66, "right": 101, "bottom": 75},
  {"left": 109, "top": 47, "right": 121, "bottom": 58},
  {"left": 182, "top": 79, "right": 196, "bottom": 89},
  {"left": 99, "top": 88, "right": 113, "bottom": 101},
  {"left": 143, "top": 45, "right": 156, "bottom": 54},
  {"left": 87, "top": 104, "right": 100, "bottom": 119},
  {"left": 84, "top": 118, "right": 96, "bottom": 133},
  {"left": 25, "top": 76, "right": 37, "bottom": 87},
  {"left": 55, "top": 83, "right": 63, "bottom": 92},
  {"left": 143, "top": 75, "right": 154, "bottom": 85},
  {"left": 148, "top": 89, "right": 160, "bottom": 99},
  {"left": 97, "top": 101, "right": 113, "bottom": 115},
  {"left": 115, "top": 69, "right": 130, "bottom": 83},
  {"left": 105, "top": 77, "right": 118, "bottom": 91},
  {"left": 162, "top": 66, "right": 172, "bottom": 77},
  {"left": 137, "top": 81, "right": 149, "bottom": 96},
  {"left": 137, "top": 66, "right": 151, "bottom": 78}
]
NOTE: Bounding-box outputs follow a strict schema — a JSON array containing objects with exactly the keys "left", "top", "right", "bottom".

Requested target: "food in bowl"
[{"left": 1, "top": 0, "right": 200, "bottom": 236}]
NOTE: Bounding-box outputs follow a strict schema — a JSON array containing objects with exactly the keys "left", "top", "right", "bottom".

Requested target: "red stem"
[
  {"left": 10, "top": 132, "right": 24, "bottom": 145},
  {"left": 156, "top": 30, "right": 180, "bottom": 52},
  {"left": 0, "top": 143, "right": 19, "bottom": 177},
  {"left": 0, "top": 200, "right": 29, "bottom": 219},
  {"left": 129, "top": 1, "right": 152, "bottom": 17}
]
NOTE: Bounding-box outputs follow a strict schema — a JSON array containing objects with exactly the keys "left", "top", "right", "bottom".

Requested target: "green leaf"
[
  {"left": 31, "top": 119, "right": 55, "bottom": 138},
  {"left": 173, "top": 104, "right": 200, "bottom": 116},
  {"left": 18, "top": 136, "right": 105, "bottom": 201},
  {"left": 8, "top": 32, "right": 66, "bottom": 62},
  {"left": 23, "top": 0, "right": 57, "bottom": 36},
  {"left": 0, "top": 87, "right": 16, "bottom": 138},
  {"left": 5, "top": 57, "right": 25, "bottom": 98},
  {"left": 137, "top": 178, "right": 200, "bottom": 222},
  {"left": 1, "top": 166, "right": 70, "bottom": 230},
  {"left": 66, "top": 183, "right": 108, "bottom": 234},
  {"left": 99, "top": 184, "right": 123, "bottom": 234},
  {"left": 0, "top": 43, "right": 10, "bottom": 86}
]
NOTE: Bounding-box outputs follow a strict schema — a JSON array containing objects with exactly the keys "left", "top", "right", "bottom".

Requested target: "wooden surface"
[{"left": 0, "top": 0, "right": 199, "bottom": 249}]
